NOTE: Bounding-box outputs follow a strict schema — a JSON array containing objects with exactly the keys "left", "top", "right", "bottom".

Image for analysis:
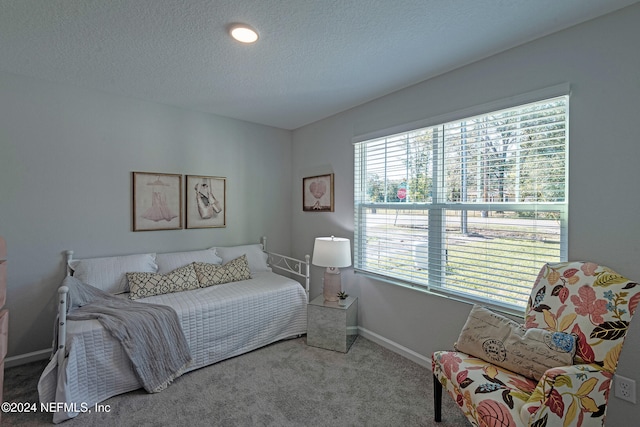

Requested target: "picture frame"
[
  {"left": 303, "top": 173, "right": 334, "bottom": 212},
  {"left": 186, "top": 175, "right": 226, "bottom": 228},
  {"left": 132, "top": 172, "right": 182, "bottom": 231}
]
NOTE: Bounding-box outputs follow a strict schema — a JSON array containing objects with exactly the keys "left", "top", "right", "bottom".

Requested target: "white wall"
[
  {"left": 0, "top": 71, "right": 293, "bottom": 360},
  {"left": 292, "top": 4, "right": 640, "bottom": 425},
  {"left": 1, "top": 4, "right": 639, "bottom": 423}
]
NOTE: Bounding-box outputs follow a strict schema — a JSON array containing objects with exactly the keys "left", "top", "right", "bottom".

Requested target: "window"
[{"left": 354, "top": 95, "right": 568, "bottom": 311}]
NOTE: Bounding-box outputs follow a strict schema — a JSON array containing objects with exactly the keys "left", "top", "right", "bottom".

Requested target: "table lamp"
[{"left": 312, "top": 236, "right": 351, "bottom": 302}]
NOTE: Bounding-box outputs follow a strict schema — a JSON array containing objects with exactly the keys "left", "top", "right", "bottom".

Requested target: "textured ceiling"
[{"left": 0, "top": 0, "right": 637, "bottom": 130}]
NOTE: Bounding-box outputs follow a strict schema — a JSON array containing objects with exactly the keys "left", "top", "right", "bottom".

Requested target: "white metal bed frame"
[{"left": 55, "top": 237, "right": 310, "bottom": 369}]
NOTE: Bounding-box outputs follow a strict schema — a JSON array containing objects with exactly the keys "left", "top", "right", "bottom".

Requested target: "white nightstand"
[{"left": 307, "top": 295, "right": 358, "bottom": 353}]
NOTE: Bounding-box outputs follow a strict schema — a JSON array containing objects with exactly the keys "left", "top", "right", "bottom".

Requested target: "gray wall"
[
  {"left": 1, "top": 3, "right": 639, "bottom": 424},
  {"left": 0, "top": 71, "right": 293, "bottom": 359},
  {"left": 292, "top": 4, "right": 640, "bottom": 425}
]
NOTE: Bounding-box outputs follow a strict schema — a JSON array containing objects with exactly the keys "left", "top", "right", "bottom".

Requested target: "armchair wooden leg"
[{"left": 433, "top": 374, "right": 442, "bottom": 422}]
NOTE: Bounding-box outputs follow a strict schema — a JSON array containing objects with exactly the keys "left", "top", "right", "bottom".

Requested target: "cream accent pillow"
[
  {"left": 193, "top": 255, "right": 252, "bottom": 288},
  {"left": 127, "top": 264, "right": 199, "bottom": 300},
  {"left": 70, "top": 253, "right": 157, "bottom": 294},
  {"left": 454, "top": 305, "right": 577, "bottom": 380}
]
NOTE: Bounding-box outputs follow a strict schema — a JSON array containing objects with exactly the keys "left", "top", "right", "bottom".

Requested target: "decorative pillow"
[
  {"left": 69, "top": 253, "right": 157, "bottom": 294},
  {"left": 127, "top": 264, "right": 199, "bottom": 300},
  {"left": 155, "top": 248, "right": 222, "bottom": 274},
  {"left": 454, "top": 305, "right": 577, "bottom": 380},
  {"left": 215, "top": 244, "right": 269, "bottom": 273},
  {"left": 193, "top": 255, "right": 252, "bottom": 287}
]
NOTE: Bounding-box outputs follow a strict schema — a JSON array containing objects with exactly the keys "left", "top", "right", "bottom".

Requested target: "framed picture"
[
  {"left": 132, "top": 172, "right": 182, "bottom": 231},
  {"left": 186, "top": 175, "right": 226, "bottom": 228},
  {"left": 303, "top": 173, "right": 334, "bottom": 212}
]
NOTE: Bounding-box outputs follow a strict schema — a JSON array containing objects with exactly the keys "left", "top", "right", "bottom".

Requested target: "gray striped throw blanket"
[{"left": 64, "top": 275, "right": 192, "bottom": 392}]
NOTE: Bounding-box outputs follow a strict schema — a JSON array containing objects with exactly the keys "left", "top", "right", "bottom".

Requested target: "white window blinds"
[{"left": 354, "top": 95, "right": 568, "bottom": 311}]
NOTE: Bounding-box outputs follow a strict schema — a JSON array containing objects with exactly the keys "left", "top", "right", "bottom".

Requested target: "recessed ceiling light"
[{"left": 229, "top": 24, "right": 259, "bottom": 44}]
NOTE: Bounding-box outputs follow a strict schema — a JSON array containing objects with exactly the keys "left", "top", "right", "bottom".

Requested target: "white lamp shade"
[{"left": 312, "top": 236, "right": 351, "bottom": 268}]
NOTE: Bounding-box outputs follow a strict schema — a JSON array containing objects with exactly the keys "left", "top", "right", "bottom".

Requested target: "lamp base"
[{"left": 323, "top": 267, "right": 341, "bottom": 302}]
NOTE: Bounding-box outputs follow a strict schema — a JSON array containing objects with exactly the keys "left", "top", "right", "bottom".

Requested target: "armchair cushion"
[
  {"left": 455, "top": 305, "right": 577, "bottom": 380},
  {"left": 521, "top": 364, "right": 611, "bottom": 426},
  {"left": 432, "top": 350, "right": 537, "bottom": 427}
]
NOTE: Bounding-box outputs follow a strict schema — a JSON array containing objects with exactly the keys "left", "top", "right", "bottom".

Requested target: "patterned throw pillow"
[
  {"left": 127, "top": 264, "right": 199, "bottom": 300},
  {"left": 193, "top": 255, "right": 251, "bottom": 287},
  {"left": 454, "top": 305, "right": 577, "bottom": 380}
]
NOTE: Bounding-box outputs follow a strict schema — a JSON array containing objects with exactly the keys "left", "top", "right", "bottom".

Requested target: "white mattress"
[{"left": 38, "top": 272, "right": 307, "bottom": 423}]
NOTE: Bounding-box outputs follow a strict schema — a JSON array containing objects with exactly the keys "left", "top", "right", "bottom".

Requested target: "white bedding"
[{"left": 38, "top": 271, "right": 307, "bottom": 423}]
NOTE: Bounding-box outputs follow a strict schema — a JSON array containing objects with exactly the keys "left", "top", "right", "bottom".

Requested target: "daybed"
[{"left": 38, "top": 238, "right": 309, "bottom": 423}]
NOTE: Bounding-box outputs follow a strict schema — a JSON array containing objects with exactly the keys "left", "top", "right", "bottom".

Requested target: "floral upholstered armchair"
[{"left": 432, "top": 261, "right": 640, "bottom": 427}]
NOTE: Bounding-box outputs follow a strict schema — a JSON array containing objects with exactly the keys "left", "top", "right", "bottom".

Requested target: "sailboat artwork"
[
  {"left": 186, "top": 175, "right": 226, "bottom": 229},
  {"left": 133, "top": 172, "right": 182, "bottom": 231}
]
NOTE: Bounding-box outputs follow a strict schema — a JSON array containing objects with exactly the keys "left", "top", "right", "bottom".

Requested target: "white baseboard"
[
  {"left": 4, "top": 348, "right": 52, "bottom": 368},
  {"left": 357, "top": 327, "right": 432, "bottom": 370},
  {"left": 5, "top": 332, "right": 432, "bottom": 370}
]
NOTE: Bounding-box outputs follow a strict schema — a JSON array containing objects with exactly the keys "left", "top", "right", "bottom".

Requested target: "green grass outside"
[{"left": 364, "top": 228, "right": 559, "bottom": 308}]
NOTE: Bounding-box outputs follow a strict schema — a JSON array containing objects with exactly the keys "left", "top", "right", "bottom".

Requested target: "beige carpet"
[{"left": 3, "top": 336, "right": 469, "bottom": 426}]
